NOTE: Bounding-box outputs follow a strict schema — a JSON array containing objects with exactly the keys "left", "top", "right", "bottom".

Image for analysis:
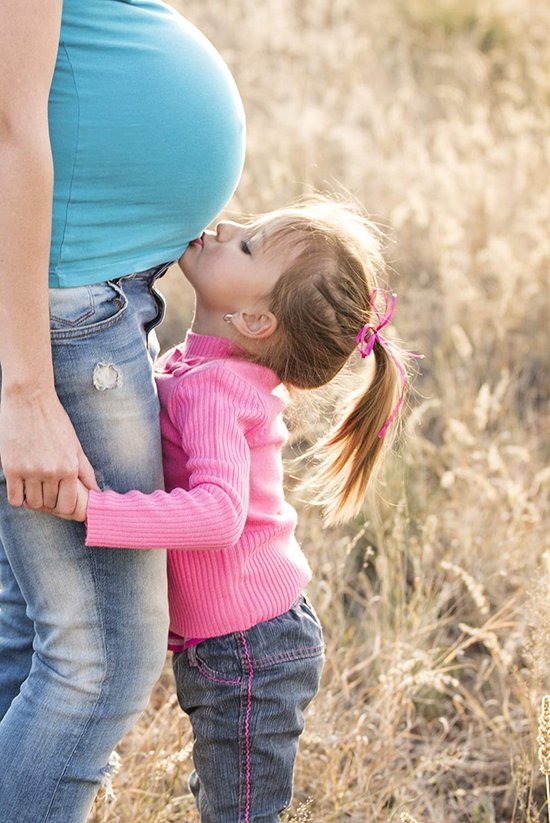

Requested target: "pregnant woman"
[{"left": 0, "top": 2, "right": 245, "bottom": 821}]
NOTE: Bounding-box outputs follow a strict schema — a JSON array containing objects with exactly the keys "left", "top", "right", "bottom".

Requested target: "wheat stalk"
[{"left": 537, "top": 695, "right": 550, "bottom": 823}]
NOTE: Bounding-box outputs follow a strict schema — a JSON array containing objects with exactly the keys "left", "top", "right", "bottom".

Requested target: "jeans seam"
[
  {"left": 49, "top": 287, "right": 95, "bottom": 328},
  {"left": 43, "top": 545, "right": 108, "bottom": 822},
  {"left": 49, "top": 301, "right": 128, "bottom": 340},
  {"left": 252, "top": 643, "right": 325, "bottom": 668},
  {"left": 238, "top": 632, "right": 254, "bottom": 823}
]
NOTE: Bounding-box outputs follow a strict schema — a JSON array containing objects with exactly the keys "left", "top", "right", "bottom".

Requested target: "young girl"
[{"left": 54, "top": 197, "right": 413, "bottom": 822}]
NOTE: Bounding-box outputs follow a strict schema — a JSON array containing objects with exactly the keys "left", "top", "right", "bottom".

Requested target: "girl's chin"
[
  {"left": 179, "top": 240, "right": 200, "bottom": 268},
  {"left": 178, "top": 249, "right": 191, "bottom": 269}
]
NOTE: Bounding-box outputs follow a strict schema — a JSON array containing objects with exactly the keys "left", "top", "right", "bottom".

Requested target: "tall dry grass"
[{"left": 90, "top": 0, "right": 549, "bottom": 820}]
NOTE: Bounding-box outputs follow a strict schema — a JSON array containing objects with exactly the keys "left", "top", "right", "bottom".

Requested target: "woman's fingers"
[
  {"left": 5, "top": 476, "right": 25, "bottom": 508},
  {"left": 41, "top": 479, "right": 61, "bottom": 510},
  {"left": 21, "top": 479, "right": 45, "bottom": 510},
  {"left": 55, "top": 478, "right": 79, "bottom": 516},
  {"left": 0, "top": 388, "right": 96, "bottom": 514}
]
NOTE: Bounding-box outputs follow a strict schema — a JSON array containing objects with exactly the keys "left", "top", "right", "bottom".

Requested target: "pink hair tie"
[{"left": 356, "top": 290, "right": 421, "bottom": 438}]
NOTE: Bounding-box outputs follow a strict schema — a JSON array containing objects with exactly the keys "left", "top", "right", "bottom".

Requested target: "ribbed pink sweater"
[{"left": 85, "top": 333, "right": 312, "bottom": 639}]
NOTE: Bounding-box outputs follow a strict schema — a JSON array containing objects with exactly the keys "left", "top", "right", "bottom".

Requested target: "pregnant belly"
[{"left": 49, "top": 3, "right": 246, "bottom": 279}]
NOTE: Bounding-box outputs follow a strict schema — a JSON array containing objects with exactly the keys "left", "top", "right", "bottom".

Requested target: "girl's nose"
[{"left": 215, "top": 221, "right": 239, "bottom": 241}]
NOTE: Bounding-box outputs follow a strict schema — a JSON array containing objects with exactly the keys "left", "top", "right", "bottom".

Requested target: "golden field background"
[{"left": 91, "top": 1, "right": 549, "bottom": 820}]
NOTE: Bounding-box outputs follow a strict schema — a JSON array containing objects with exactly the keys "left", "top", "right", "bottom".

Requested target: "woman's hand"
[
  {"left": 0, "top": 387, "right": 98, "bottom": 515},
  {"left": 23, "top": 477, "right": 91, "bottom": 523}
]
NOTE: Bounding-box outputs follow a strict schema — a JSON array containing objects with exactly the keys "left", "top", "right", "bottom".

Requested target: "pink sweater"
[{"left": 85, "top": 332, "right": 311, "bottom": 639}]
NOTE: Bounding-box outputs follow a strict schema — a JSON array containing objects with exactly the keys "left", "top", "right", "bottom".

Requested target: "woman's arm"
[{"left": 0, "top": 0, "right": 97, "bottom": 513}]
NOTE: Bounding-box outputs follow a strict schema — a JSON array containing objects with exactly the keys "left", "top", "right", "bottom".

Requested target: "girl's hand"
[
  {"left": 24, "top": 478, "right": 90, "bottom": 522},
  {"left": 56, "top": 479, "right": 89, "bottom": 521}
]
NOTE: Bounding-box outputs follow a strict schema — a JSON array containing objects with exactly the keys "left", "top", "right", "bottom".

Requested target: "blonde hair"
[{"left": 242, "top": 196, "right": 414, "bottom": 526}]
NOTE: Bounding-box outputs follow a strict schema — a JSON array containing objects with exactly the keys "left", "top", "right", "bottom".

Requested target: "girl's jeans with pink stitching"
[
  {"left": 0, "top": 268, "right": 170, "bottom": 823},
  {"left": 172, "top": 594, "right": 324, "bottom": 823}
]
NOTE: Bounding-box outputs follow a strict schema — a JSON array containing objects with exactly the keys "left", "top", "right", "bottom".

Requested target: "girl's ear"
[{"left": 231, "top": 310, "right": 278, "bottom": 340}]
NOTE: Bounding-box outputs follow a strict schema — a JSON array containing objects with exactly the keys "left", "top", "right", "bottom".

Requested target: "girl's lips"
[{"left": 189, "top": 233, "right": 204, "bottom": 248}]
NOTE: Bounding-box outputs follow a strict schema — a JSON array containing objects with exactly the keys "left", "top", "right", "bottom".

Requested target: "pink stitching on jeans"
[
  {"left": 240, "top": 632, "right": 254, "bottom": 823},
  {"left": 253, "top": 643, "right": 324, "bottom": 666},
  {"left": 194, "top": 661, "right": 240, "bottom": 686}
]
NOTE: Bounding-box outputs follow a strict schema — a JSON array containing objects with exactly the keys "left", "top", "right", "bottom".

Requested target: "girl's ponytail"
[{"left": 303, "top": 339, "right": 409, "bottom": 526}]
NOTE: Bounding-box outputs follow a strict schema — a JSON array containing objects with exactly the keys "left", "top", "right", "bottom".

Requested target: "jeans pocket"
[
  {"left": 187, "top": 635, "right": 244, "bottom": 684},
  {"left": 245, "top": 597, "right": 325, "bottom": 670},
  {"left": 49, "top": 281, "right": 128, "bottom": 339}
]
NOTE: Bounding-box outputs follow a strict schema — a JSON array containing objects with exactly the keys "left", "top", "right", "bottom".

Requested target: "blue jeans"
[
  {"left": 0, "top": 269, "right": 170, "bottom": 822},
  {"left": 172, "top": 595, "right": 324, "bottom": 823}
]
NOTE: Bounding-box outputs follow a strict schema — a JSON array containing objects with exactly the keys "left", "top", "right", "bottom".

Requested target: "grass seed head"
[{"left": 537, "top": 695, "right": 550, "bottom": 776}]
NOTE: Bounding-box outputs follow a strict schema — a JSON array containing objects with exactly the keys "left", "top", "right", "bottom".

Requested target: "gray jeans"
[{"left": 172, "top": 595, "right": 324, "bottom": 822}]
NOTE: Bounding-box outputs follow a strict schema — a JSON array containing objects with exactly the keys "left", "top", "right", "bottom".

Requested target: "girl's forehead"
[
  {"left": 247, "top": 220, "right": 304, "bottom": 270},
  {"left": 248, "top": 213, "right": 305, "bottom": 244},
  {"left": 243, "top": 211, "right": 318, "bottom": 269}
]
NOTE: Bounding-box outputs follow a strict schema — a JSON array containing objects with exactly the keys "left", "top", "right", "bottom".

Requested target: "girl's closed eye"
[{"left": 240, "top": 239, "right": 252, "bottom": 255}]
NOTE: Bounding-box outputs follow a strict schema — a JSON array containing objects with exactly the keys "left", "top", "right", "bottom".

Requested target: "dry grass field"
[{"left": 90, "top": 1, "right": 549, "bottom": 820}]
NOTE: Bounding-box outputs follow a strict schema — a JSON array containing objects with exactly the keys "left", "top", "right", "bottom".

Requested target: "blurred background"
[{"left": 92, "top": 1, "right": 549, "bottom": 820}]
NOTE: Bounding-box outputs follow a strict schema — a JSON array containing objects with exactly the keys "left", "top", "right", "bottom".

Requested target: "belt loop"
[{"left": 187, "top": 645, "right": 198, "bottom": 667}]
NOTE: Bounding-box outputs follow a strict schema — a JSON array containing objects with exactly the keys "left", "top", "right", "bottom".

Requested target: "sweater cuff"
[{"left": 85, "top": 489, "right": 123, "bottom": 548}]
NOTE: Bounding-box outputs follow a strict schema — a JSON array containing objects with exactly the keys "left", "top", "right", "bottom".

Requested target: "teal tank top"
[{"left": 48, "top": 0, "right": 245, "bottom": 287}]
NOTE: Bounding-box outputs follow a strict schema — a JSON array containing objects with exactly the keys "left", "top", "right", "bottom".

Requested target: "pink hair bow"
[{"left": 356, "top": 290, "right": 421, "bottom": 438}]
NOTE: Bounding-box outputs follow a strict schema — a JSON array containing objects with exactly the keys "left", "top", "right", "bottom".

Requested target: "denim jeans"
[
  {"left": 172, "top": 595, "right": 324, "bottom": 823},
  {"left": 0, "top": 269, "right": 170, "bottom": 823}
]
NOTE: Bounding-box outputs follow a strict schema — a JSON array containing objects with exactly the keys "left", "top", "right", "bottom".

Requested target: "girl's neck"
[
  {"left": 189, "top": 301, "right": 270, "bottom": 361},
  {"left": 190, "top": 305, "right": 234, "bottom": 341}
]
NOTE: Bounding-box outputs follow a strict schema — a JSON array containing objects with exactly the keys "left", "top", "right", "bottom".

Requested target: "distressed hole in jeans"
[
  {"left": 99, "top": 750, "right": 122, "bottom": 803},
  {"left": 93, "top": 362, "right": 122, "bottom": 391}
]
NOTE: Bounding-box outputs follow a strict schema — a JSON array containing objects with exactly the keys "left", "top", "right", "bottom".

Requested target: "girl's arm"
[
  {"left": 0, "top": 1, "right": 97, "bottom": 514},
  {"left": 84, "top": 367, "right": 262, "bottom": 551}
]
